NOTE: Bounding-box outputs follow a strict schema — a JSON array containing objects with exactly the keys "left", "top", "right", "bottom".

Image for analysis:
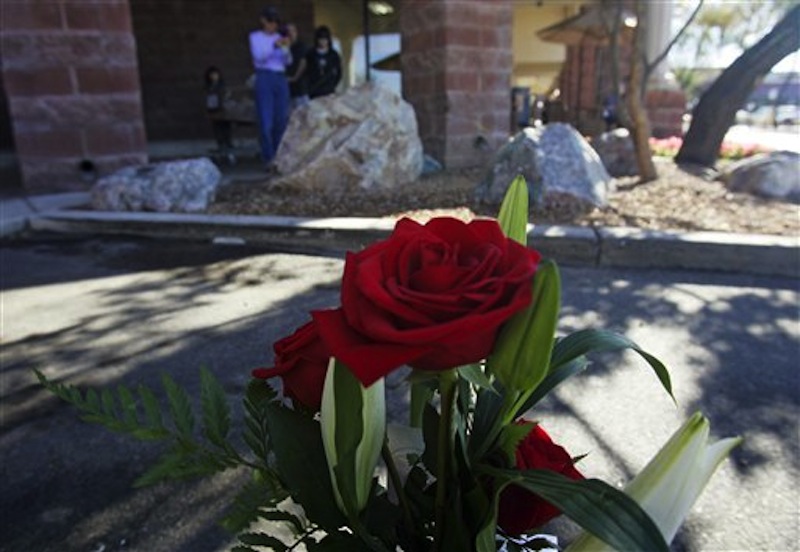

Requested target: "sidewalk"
[{"left": 2, "top": 190, "right": 797, "bottom": 278}]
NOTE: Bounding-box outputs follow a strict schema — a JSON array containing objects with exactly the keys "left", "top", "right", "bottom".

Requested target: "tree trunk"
[
  {"left": 676, "top": 5, "right": 800, "bottom": 167},
  {"left": 625, "top": 1, "right": 658, "bottom": 182}
]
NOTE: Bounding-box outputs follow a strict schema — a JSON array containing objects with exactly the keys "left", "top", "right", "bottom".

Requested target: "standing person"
[
  {"left": 285, "top": 23, "right": 310, "bottom": 111},
  {"left": 305, "top": 25, "right": 342, "bottom": 100},
  {"left": 248, "top": 6, "right": 292, "bottom": 172},
  {"left": 203, "top": 66, "right": 235, "bottom": 165}
]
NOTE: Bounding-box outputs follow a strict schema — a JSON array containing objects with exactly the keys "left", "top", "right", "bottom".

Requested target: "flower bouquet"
[{"left": 38, "top": 177, "right": 740, "bottom": 551}]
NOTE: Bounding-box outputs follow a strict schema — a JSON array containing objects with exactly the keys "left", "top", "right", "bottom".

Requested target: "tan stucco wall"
[{"left": 511, "top": 2, "right": 580, "bottom": 94}]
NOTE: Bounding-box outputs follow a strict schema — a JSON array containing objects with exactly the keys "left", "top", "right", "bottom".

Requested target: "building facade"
[{"left": 1, "top": 0, "right": 682, "bottom": 193}]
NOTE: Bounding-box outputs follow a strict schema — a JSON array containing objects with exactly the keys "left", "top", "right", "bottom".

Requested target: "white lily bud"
[
  {"left": 567, "top": 412, "right": 741, "bottom": 550},
  {"left": 320, "top": 358, "right": 386, "bottom": 516}
]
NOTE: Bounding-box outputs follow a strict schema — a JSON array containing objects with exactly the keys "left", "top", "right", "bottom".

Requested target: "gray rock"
[
  {"left": 274, "top": 82, "right": 423, "bottom": 192},
  {"left": 591, "top": 128, "right": 639, "bottom": 177},
  {"left": 91, "top": 157, "right": 221, "bottom": 213},
  {"left": 720, "top": 151, "right": 800, "bottom": 203},
  {"left": 476, "top": 123, "right": 611, "bottom": 206}
]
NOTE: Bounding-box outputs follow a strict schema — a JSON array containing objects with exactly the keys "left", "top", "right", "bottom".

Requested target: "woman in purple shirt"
[{"left": 249, "top": 7, "right": 292, "bottom": 171}]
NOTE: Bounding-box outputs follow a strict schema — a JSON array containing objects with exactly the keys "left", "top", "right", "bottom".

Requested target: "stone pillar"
[
  {"left": 1, "top": 0, "right": 147, "bottom": 192},
  {"left": 400, "top": 0, "right": 513, "bottom": 169},
  {"left": 644, "top": 1, "right": 686, "bottom": 138}
]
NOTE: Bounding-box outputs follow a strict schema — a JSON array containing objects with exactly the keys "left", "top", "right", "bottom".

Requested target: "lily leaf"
[
  {"left": 550, "top": 329, "right": 674, "bottom": 402},
  {"left": 514, "top": 357, "right": 589, "bottom": 417},
  {"left": 497, "top": 174, "right": 530, "bottom": 245},
  {"left": 483, "top": 467, "right": 669, "bottom": 552}
]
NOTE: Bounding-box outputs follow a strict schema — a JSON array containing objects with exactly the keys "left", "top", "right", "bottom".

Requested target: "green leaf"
[
  {"left": 117, "top": 385, "right": 138, "bottom": 427},
  {"left": 162, "top": 373, "right": 195, "bottom": 436},
  {"left": 220, "top": 474, "right": 288, "bottom": 533},
  {"left": 85, "top": 388, "right": 101, "bottom": 412},
  {"left": 469, "top": 385, "right": 505, "bottom": 457},
  {"left": 496, "top": 420, "right": 534, "bottom": 465},
  {"left": 458, "top": 363, "right": 496, "bottom": 393},
  {"left": 263, "top": 400, "right": 346, "bottom": 531},
  {"left": 514, "top": 357, "right": 589, "bottom": 417},
  {"left": 101, "top": 388, "right": 116, "bottom": 418},
  {"left": 497, "top": 174, "right": 530, "bottom": 245},
  {"left": 474, "top": 488, "right": 502, "bottom": 552},
  {"left": 484, "top": 467, "right": 669, "bottom": 552},
  {"left": 200, "top": 367, "right": 231, "bottom": 448},
  {"left": 138, "top": 385, "right": 163, "bottom": 430},
  {"left": 488, "top": 260, "right": 561, "bottom": 396},
  {"left": 550, "top": 329, "right": 674, "bottom": 402},
  {"left": 133, "top": 448, "right": 227, "bottom": 487},
  {"left": 244, "top": 381, "right": 273, "bottom": 462},
  {"left": 239, "top": 532, "right": 287, "bottom": 550}
]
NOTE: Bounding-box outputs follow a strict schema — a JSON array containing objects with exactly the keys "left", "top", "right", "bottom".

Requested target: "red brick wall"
[
  {"left": 1, "top": 0, "right": 147, "bottom": 192},
  {"left": 400, "top": 0, "right": 513, "bottom": 169},
  {"left": 645, "top": 87, "right": 686, "bottom": 138},
  {"left": 559, "top": 38, "right": 685, "bottom": 138},
  {"left": 129, "top": 0, "right": 314, "bottom": 140}
]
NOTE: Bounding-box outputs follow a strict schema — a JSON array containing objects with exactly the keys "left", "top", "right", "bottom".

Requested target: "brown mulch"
[{"left": 209, "top": 157, "right": 799, "bottom": 237}]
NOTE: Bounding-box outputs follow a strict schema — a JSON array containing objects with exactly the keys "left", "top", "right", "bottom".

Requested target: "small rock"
[
  {"left": 91, "top": 157, "right": 221, "bottom": 213},
  {"left": 720, "top": 150, "right": 800, "bottom": 203},
  {"left": 591, "top": 128, "right": 639, "bottom": 177},
  {"left": 475, "top": 123, "right": 611, "bottom": 207}
]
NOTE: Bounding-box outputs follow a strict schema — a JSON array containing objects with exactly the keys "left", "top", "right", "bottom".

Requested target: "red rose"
[
  {"left": 498, "top": 422, "right": 585, "bottom": 536},
  {"left": 252, "top": 320, "right": 329, "bottom": 410},
  {"left": 313, "top": 217, "right": 540, "bottom": 386}
]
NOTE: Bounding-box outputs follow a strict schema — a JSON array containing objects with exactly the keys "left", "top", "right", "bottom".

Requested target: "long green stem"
[{"left": 433, "top": 369, "right": 459, "bottom": 551}]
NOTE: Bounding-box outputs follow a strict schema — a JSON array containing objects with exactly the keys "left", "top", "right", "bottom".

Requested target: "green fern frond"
[
  {"left": 161, "top": 373, "right": 195, "bottom": 436},
  {"left": 221, "top": 473, "right": 290, "bottom": 533},
  {"left": 200, "top": 366, "right": 232, "bottom": 450}
]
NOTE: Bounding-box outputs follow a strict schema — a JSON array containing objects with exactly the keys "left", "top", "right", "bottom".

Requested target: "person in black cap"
[
  {"left": 285, "top": 23, "right": 310, "bottom": 111},
  {"left": 305, "top": 25, "right": 342, "bottom": 99},
  {"left": 248, "top": 6, "right": 292, "bottom": 171}
]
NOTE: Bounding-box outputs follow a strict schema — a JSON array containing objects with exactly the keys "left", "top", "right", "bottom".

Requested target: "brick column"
[
  {"left": 1, "top": 0, "right": 147, "bottom": 192},
  {"left": 645, "top": 87, "right": 686, "bottom": 138},
  {"left": 400, "top": 0, "right": 513, "bottom": 169}
]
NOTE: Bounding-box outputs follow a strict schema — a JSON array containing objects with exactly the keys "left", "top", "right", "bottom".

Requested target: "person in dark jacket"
[
  {"left": 285, "top": 22, "right": 310, "bottom": 110},
  {"left": 305, "top": 25, "right": 342, "bottom": 99}
]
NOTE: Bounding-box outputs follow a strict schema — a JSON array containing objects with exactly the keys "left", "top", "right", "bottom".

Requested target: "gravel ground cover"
[{"left": 209, "top": 157, "right": 799, "bottom": 237}]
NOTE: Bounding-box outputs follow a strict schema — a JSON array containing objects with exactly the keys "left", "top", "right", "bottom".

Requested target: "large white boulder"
[
  {"left": 274, "top": 82, "right": 423, "bottom": 191},
  {"left": 475, "top": 123, "right": 611, "bottom": 206},
  {"left": 91, "top": 157, "right": 221, "bottom": 213}
]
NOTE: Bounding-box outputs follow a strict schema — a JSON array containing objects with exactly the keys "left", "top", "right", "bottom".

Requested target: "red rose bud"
[
  {"left": 313, "top": 217, "right": 541, "bottom": 386},
  {"left": 252, "top": 320, "right": 330, "bottom": 410},
  {"left": 498, "top": 422, "right": 585, "bottom": 536}
]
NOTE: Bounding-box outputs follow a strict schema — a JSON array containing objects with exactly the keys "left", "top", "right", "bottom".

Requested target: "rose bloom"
[
  {"left": 252, "top": 320, "right": 329, "bottom": 410},
  {"left": 313, "top": 217, "right": 540, "bottom": 386},
  {"left": 498, "top": 422, "right": 585, "bottom": 536}
]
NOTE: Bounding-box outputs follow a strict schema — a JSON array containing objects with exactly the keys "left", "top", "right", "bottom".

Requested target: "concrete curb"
[
  {"left": 1, "top": 193, "right": 90, "bottom": 238},
  {"left": 24, "top": 209, "right": 800, "bottom": 278}
]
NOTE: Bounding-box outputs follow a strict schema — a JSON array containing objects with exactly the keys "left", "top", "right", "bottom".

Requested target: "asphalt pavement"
[{"left": 1, "top": 236, "right": 797, "bottom": 552}]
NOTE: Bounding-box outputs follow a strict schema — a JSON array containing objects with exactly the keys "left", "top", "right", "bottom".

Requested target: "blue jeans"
[{"left": 254, "top": 69, "right": 290, "bottom": 163}]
